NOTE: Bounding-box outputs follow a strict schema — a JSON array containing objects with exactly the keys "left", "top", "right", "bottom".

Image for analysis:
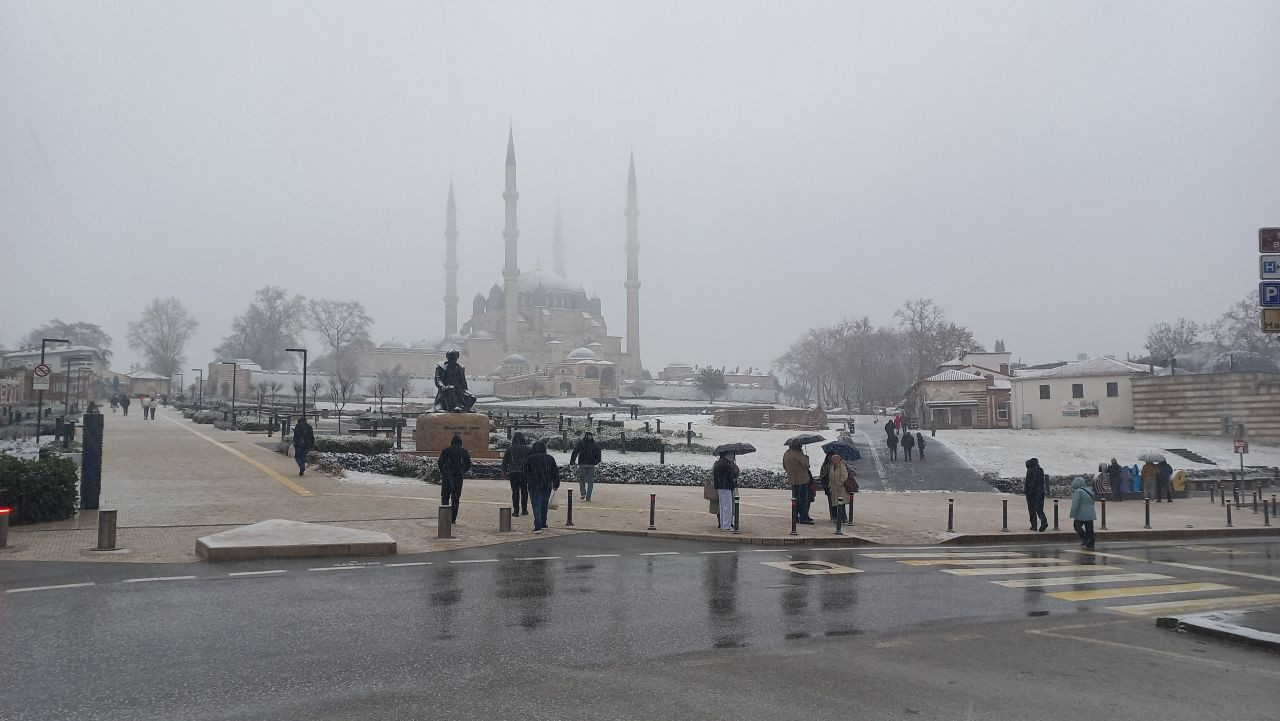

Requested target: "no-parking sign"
[{"left": 32, "top": 363, "right": 51, "bottom": 391}]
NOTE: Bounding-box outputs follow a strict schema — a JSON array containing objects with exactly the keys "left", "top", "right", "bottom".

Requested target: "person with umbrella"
[
  {"left": 1156, "top": 459, "right": 1174, "bottom": 503},
  {"left": 1140, "top": 458, "right": 1159, "bottom": 499},
  {"left": 824, "top": 453, "right": 852, "bottom": 525},
  {"left": 711, "top": 452, "right": 739, "bottom": 531},
  {"left": 784, "top": 440, "right": 816, "bottom": 525}
]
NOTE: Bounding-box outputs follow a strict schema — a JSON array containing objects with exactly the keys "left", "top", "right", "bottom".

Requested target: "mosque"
[{"left": 351, "top": 130, "right": 644, "bottom": 398}]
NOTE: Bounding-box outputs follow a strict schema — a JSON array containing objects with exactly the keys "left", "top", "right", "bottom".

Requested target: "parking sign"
[{"left": 1261, "top": 282, "right": 1280, "bottom": 308}]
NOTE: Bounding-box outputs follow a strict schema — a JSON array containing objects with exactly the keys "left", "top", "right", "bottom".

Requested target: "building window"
[
  {"left": 1072, "top": 383, "right": 1084, "bottom": 399},
  {"left": 1106, "top": 382, "right": 1119, "bottom": 397},
  {"left": 996, "top": 402, "right": 1009, "bottom": 420},
  {"left": 1039, "top": 385, "right": 1050, "bottom": 400}
]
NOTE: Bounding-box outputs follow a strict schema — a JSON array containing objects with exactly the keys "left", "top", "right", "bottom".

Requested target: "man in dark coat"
[
  {"left": 1156, "top": 460, "right": 1174, "bottom": 503},
  {"left": 119, "top": 394, "right": 130, "bottom": 416},
  {"left": 437, "top": 434, "right": 472, "bottom": 522},
  {"left": 1025, "top": 457, "right": 1048, "bottom": 531},
  {"left": 502, "top": 432, "right": 531, "bottom": 516},
  {"left": 901, "top": 430, "right": 916, "bottom": 461},
  {"left": 1107, "top": 458, "right": 1124, "bottom": 501},
  {"left": 916, "top": 431, "right": 926, "bottom": 460},
  {"left": 292, "top": 416, "right": 315, "bottom": 476},
  {"left": 570, "top": 432, "right": 602, "bottom": 501},
  {"left": 884, "top": 419, "right": 895, "bottom": 438},
  {"left": 433, "top": 350, "right": 476, "bottom": 412},
  {"left": 886, "top": 431, "right": 898, "bottom": 461},
  {"left": 523, "top": 441, "right": 560, "bottom": 532}
]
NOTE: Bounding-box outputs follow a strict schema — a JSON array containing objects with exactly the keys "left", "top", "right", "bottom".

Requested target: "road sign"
[
  {"left": 32, "top": 363, "right": 51, "bottom": 390},
  {"left": 1265, "top": 309, "right": 1280, "bottom": 334},
  {"left": 1234, "top": 439, "right": 1249, "bottom": 454},
  {"left": 1262, "top": 228, "right": 1280, "bottom": 253},
  {"left": 1261, "top": 282, "right": 1280, "bottom": 307},
  {"left": 1262, "top": 255, "right": 1280, "bottom": 279},
  {"left": 33, "top": 363, "right": 51, "bottom": 377}
]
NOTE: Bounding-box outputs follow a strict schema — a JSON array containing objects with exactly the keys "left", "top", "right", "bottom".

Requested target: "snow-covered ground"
[
  {"left": 477, "top": 397, "right": 778, "bottom": 410},
  {"left": 0, "top": 437, "right": 41, "bottom": 460},
  {"left": 336, "top": 470, "right": 426, "bottom": 487},
  {"left": 937, "top": 427, "right": 1280, "bottom": 478}
]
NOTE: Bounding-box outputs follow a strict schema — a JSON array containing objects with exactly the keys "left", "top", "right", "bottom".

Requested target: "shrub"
[
  {"left": 312, "top": 436, "right": 394, "bottom": 455},
  {"left": 193, "top": 411, "right": 221, "bottom": 424},
  {"left": 0, "top": 452, "right": 80, "bottom": 524}
]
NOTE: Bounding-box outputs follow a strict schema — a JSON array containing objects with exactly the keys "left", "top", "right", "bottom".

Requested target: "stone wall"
[
  {"left": 712, "top": 407, "right": 827, "bottom": 430},
  {"left": 1132, "top": 371, "right": 1280, "bottom": 441}
]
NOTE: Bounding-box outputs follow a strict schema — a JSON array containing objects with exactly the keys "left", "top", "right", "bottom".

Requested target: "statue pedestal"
[{"left": 414, "top": 412, "right": 490, "bottom": 455}]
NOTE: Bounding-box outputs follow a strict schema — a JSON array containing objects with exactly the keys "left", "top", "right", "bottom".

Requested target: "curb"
[
  {"left": 1157, "top": 614, "right": 1280, "bottom": 653},
  {"left": 943, "top": 527, "right": 1280, "bottom": 545},
  {"left": 579, "top": 527, "right": 877, "bottom": 546}
]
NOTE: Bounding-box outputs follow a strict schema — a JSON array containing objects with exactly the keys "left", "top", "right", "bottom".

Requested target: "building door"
[
  {"left": 958, "top": 408, "right": 974, "bottom": 428},
  {"left": 559, "top": 382, "right": 572, "bottom": 396},
  {"left": 931, "top": 408, "right": 949, "bottom": 428}
]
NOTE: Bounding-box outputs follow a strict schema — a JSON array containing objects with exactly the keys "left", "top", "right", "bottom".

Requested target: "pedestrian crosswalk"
[{"left": 861, "top": 549, "right": 1280, "bottom": 616}]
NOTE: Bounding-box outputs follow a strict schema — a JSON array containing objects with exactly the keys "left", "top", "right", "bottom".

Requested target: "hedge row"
[
  {"left": 312, "top": 436, "right": 394, "bottom": 455},
  {"left": 0, "top": 452, "right": 79, "bottom": 524}
]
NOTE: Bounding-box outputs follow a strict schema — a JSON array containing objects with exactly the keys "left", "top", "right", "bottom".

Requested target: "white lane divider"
[
  {"left": 449, "top": 558, "right": 500, "bottom": 564},
  {"left": 515, "top": 556, "right": 562, "bottom": 561},
  {"left": 229, "top": 570, "right": 286, "bottom": 577},
  {"left": 577, "top": 554, "right": 620, "bottom": 558},
  {"left": 7, "top": 582, "right": 96, "bottom": 594},
  {"left": 700, "top": 550, "right": 737, "bottom": 554},
  {"left": 638, "top": 552, "right": 680, "bottom": 556},
  {"left": 122, "top": 576, "right": 198, "bottom": 583},
  {"left": 384, "top": 562, "right": 432, "bottom": 568},
  {"left": 309, "top": 566, "right": 371, "bottom": 572}
]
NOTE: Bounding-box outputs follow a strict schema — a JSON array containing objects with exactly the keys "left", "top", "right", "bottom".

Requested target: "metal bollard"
[
  {"left": 1144, "top": 498, "right": 1151, "bottom": 529},
  {"left": 947, "top": 498, "right": 954, "bottom": 532},
  {"left": 1053, "top": 499, "right": 1060, "bottom": 531},
  {"left": 1100, "top": 499, "right": 1107, "bottom": 530},
  {"left": 1227, "top": 502, "right": 1233, "bottom": 528},
  {"left": 835, "top": 509, "right": 844, "bottom": 536},
  {"left": 0, "top": 506, "right": 9, "bottom": 548},
  {"left": 733, "top": 496, "right": 741, "bottom": 535},
  {"left": 620, "top": 431, "right": 626, "bottom": 454},
  {"left": 647, "top": 493, "right": 656, "bottom": 530},
  {"left": 395, "top": 423, "right": 403, "bottom": 450},
  {"left": 1210, "top": 484, "right": 1215, "bottom": 503},
  {"left": 790, "top": 498, "right": 798, "bottom": 536},
  {"left": 566, "top": 490, "right": 575, "bottom": 527},
  {"left": 1254, "top": 490, "right": 1259, "bottom": 514},
  {"left": 645, "top": 421, "right": 651, "bottom": 433},
  {"left": 96, "top": 509, "right": 117, "bottom": 550},
  {"left": 499, "top": 507, "right": 512, "bottom": 532},
  {"left": 438, "top": 505, "right": 453, "bottom": 539},
  {"left": 1265, "top": 500, "right": 1271, "bottom": 527},
  {"left": 1001, "top": 498, "right": 1009, "bottom": 532},
  {"left": 687, "top": 421, "right": 693, "bottom": 446},
  {"left": 659, "top": 443, "right": 665, "bottom": 465},
  {"left": 656, "top": 419, "right": 662, "bottom": 433},
  {"left": 558, "top": 414, "right": 564, "bottom": 431}
]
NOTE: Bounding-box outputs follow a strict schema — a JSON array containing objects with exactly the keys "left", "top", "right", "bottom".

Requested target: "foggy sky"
[{"left": 3, "top": 1, "right": 1278, "bottom": 375}]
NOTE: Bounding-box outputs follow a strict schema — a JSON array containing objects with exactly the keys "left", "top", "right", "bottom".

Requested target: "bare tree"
[
  {"left": 1211, "top": 291, "right": 1280, "bottom": 356},
  {"left": 894, "top": 298, "right": 980, "bottom": 379},
  {"left": 327, "top": 362, "right": 359, "bottom": 434},
  {"left": 23, "top": 320, "right": 113, "bottom": 360},
  {"left": 126, "top": 298, "right": 198, "bottom": 377},
  {"left": 254, "top": 381, "right": 270, "bottom": 424},
  {"left": 307, "top": 299, "right": 373, "bottom": 365},
  {"left": 292, "top": 381, "right": 305, "bottom": 411},
  {"left": 1145, "top": 318, "right": 1202, "bottom": 362},
  {"left": 214, "top": 287, "right": 307, "bottom": 370},
  {"left": 368, "top": 377, "right": 390, "bottom": 416},
  {"left": 268, "top": 380, "right": 283, "bottom": 411},
  {"left": 308, "top": 379, "right": 323, "bottom": 410}
]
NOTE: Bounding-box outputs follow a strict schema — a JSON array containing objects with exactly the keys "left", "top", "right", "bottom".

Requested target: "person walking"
[
  {"left": 916, "top": 432, "right": 926, "bottom": 460},
  {"left": 110, "top": 394, "right": 118, "bottom": 413},
  {"left": 712, "top": 452, "right": 739, "bottom": 531},
  {"left": 437, "top": 435, "right": 472, "bottom": 523},
  {"left": 1108, "top": 458, "right": 1124, "bottom": 501},
  {"left": 570, "top": 431, "right": 601, "bottom": 501},
  {"left": 140, "top": 395, "right": 151, "bottom": 420},
  {"left": 1140, "top": 461, "right": 1159, "bottom": 500},
  {"left": 523, "top": 440, "right": 560, "bottom": 533},
  {"left": 883, "top": 419, "right": 895, "bottom": 438},
  {"left": 292, "top": 415, "right": 315, "bottom": 476},
  {"left": 784, "top": 441, "right": 815, "bottom": 524},
  {"left": 149, "top": 399, "right": 157, "bottom": 420},
  {"left": 1156, "top": 460, "right": 1174, "bottom": 503},
  {"left": 901, "top": 430, "right": 915, "bottom": 461},
  {"left": 886, "top": 431, "right": 898, "bottom": 461},
  {"left": 824, "top": 453, "right": 851, "bottom": 525},
  {"left": 502, "top": 432, "right": 531, "bottom": 516},
  {"left": 1025, "top": 458, "right": 1048, "bottom": 532},
  {"left": 119, "top": 394, "right": 130, "bottom": 416},
  {"left": 1069, "top": 476, "right": 1097, "bottom": 549}
]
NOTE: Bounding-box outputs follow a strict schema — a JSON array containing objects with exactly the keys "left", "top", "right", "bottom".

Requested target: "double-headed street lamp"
[
  {"left": 221, "top": 361, "right": 238, "bottom": 425},
  {"left": 35, "top": 337, "right": 70, "bottom": 444},
  {"left": 192, "top": 368, "right": 204, "bottom": 411},
  {"left": 286, "top": 348, "right": 308, "bottom": 416},
  {"left": 63, "top": 356, "right": 87, "bottom": 414}
]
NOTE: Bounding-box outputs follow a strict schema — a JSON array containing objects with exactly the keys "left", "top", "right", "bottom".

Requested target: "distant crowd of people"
[
  {"left": 1023, "top": 456, "right": 1181, "bottom": 549},
  {"left": 108, "top": 393, "right": 162, "bottom": 419},
  {"left": 882, "top": 415, "right": 926, "bottom": 462}
]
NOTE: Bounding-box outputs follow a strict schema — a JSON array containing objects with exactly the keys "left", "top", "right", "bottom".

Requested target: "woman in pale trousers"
[{"left": 712, "top": 452, "right": 739, "bottom": 531}]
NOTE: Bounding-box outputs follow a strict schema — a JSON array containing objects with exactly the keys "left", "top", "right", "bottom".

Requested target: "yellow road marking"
[
  {"left": 163, "top": 416, "right": 312, "bottom": 496},
  {"left": 1107, "top": 593, "right": 1280, "bottom": 617},
  {"left": 994, "top": 573, "right": 1173, "bottom": 588},
  {"left": 900, "top": 558, "right": 1071, "bottom": 566},
  {"left": 1048, "top": 582, "right": 1233, "bottom": 602},
  {"left": 945, "top": 564, "right": 1119, "bottom": 576},
  {"left": 862, "top": 552, "right": 1026, "bottom": 559},
  {"left": 1076, "top": 550, "right": 1280, "bottom": 584}
]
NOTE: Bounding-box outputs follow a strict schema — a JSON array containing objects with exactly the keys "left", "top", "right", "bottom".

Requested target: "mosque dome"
[
  {"left": 502, "top": 354, "right": 529, "bottom": 365},
  {"left": 667, "top": 359, "right": 692, "bottom": 368},
  {"left": 469, "top": 330, "right": 496, "bottom": 340},
  {"left": 379, "top": 339, "right": 407, "bottom": 349},
  {"left": 517, "top": 268, "right": 577, "bottom": 293},
  {"left": 410, "top": 339, "right": 436, "bottom": 350},
  {"left": 566, "top": 347, "right": 598, "bottom": 361}
]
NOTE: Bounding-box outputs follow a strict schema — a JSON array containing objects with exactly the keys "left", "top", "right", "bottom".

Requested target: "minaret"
[
  {"left": 502, "top": 128, "right": 521, "bottom": 350},
  {"left": 624, "top": 153, "right": 641, "bottom": 370},
  {"left": 443, "top": 182, "right": 459, "bottom": 337},
  {"left": 553, "top": 199, "right": 566, "bottom": 277}
]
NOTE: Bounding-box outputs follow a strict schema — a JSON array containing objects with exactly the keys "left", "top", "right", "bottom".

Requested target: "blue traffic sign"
[
  {"left": 1262, "top": 255, "right": 1280, "bottom": 280},
  {"left": 1261, "top": 282, "right": 1280, "bottom": 307}
]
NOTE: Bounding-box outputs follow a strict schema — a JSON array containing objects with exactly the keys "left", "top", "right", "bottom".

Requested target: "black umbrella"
[
  {"left": 820, "top": 440, "right": 862, "bottom": 461},
  {"left": 714, "top": 442, "right": 757, "bottom": 456},
  {"left": 784, "top": 433, "right": 826, "bottom": 446}
]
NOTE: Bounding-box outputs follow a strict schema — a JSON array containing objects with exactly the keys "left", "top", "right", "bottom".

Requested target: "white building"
[{"left": 1010, "top": 357, "right": 1152, "bottom": 430}]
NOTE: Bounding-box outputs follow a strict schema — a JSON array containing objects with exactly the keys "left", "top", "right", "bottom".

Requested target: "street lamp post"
[
  {"left": 222, "top": 362, "right": 238, "bottom": 426},
  {"left": 173, "top": 372, "right": 183, "bottom": 403},
  {"left": 35, "top": 338, "right": 70, "bottom": 444},
  {"left": 63, "top": 356, "right": 87, "bottom": 415},
  {"left": 286, "top": 348, "right": 308, "bottom": 417},
  {"left": 192, "top": 368, "right": 204, "bottom": 411}
]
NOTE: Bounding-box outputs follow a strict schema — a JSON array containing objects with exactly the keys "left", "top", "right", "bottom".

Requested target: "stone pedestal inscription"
[{"left": 414, "top": 412, "right": 489, "bottom": 453}]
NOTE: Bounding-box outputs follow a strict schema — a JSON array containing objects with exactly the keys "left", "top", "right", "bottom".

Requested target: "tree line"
[
  {"left": 773, "top": 299, "right": 980, "bottom": 410},
  {"left": 1143, "top": 290, "right": 1280, "bottom": 367}
]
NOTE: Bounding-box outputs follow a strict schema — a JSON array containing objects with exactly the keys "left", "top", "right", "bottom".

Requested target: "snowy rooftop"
[
  {"left": 923, "top": 369, "right": 985, "bottom": 382},
  {"left": 1014, "top": 357, "right": 1152, "bottom": 380}
]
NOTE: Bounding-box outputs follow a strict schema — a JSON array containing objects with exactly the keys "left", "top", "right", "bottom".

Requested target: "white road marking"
[
  {"left": 309, "top": 565, "right": 370, "bottom": 572},
  {"left": 515, "top": 556, "right": 562, "bottom": 561},
  {"left": 6, "top": 582, "right": 95, "bottom": 593},
  {"left": 750, "top": 549, "right": 793, "bottom": 553},
  {"left": 1076, "top": 550, "right": 1280, "bottom": 584},
  {"left": 862, "top": 552, "right": 1027, "bottom": 559},
  {"left": 384, "top": 562, "right": 432, "bottom": 567},
  {"left": 699, "top": 550, "right": 738, "bottom": 554},
  {"left": 449, "top": 558, "right": 500, "bottom": 564},
  {"left": 857, "top": 426, "right": 890, "bottom": 491},
  {"left": 229, "top": 570, "right": 286, "bottom": 577},
  {"left": 576, "top": 554, "right": 620, "bottom": 558},
  {"left": 638, "top": 552, "right": 680, "bottom": 556},
  {"left": 122, "top": 576, "right": 198, "bottom": 583}
]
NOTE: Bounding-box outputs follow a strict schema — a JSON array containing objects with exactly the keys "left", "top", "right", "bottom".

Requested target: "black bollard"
[
  {"left": 1053, "top": 499, "right": 1060, "bottom": 531},
  {"left": 558, "top": 414, "right": 564, "bottom": 431},
  {"left": 659, "top": 443, "right": 665, "bottom": 465},
  {"left": 438, "top": 505, "right": 452, "bottom": 539},
  {"left": 1001, "top": 498, "right": 1009, "bottom": 532},
  {"left": 647, "top": 493, "right": 657, "bottom": 530},
  {"left": 566, "top": 490, "right": 574, "bottom": 527},
  {"left": 611, "top": 413, "right": 616, "bottom": 421},
  {"left": 835, "top": 509, "right": 844, "bottom": 536},
  {"left": 686, "top": 422, "right": 693, "bottom": 446},
  {"left": 1144, "top": 497, "right": 1151, "bottom": 529},
  {"left": 947, "top": 498, "right": 954, "bottom": 532},
  {"left": 1227, "top": 502, "right": 1233, "bottom": 528},
  {"left": 644, "top": 421, "right": 651, "bottom": 433},
  {"left": 790, "top": 498, "right": 798, "bottom": 536},
  {"left": 536, "top": 411, "right": 541, "bottom": 422},
  {"left": 733, "top": 496, "right": 741, "bottom": 535},
  {"left": 81, "top": 411, "right": 104, "bottom": 510},
  {"left": 620, "top": 430, "right": 626, "bottom": 454},
  {"left": 1100, "top": 499, "right": 1107, "bottom": 530},
  {"left": 1254, "top": 490, "right": 1260, "bottom": 514},
  {"left": 1210, "top": 483, "right": 1216, "bottom": 503},
  {"left": 1265, "top": 500, "right": 1271, "bottom": 527},
  {"left": 656, "top": 419, "right": 662, "bottom": 433},
  {"left": 395, "top": 423, "right": 403, "bottom": 450}
]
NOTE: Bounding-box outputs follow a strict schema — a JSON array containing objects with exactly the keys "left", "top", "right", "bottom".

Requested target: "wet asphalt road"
[{"left": 4, "top": 535, "right": 1280, "bottom": 720}]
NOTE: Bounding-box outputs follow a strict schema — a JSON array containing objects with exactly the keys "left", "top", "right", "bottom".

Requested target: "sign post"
[
  {"left": 1260, "top": 230, "right": 1280, "bottom": 333},
  {"left": 32, "top": 363, "right": 51, "bottom": 391},
  {"left": 1234, "top": 438, "right": 1249, "bottom": 477}
]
